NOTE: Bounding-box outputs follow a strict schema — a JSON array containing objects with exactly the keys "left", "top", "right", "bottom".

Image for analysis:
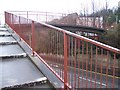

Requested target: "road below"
[{"left": 47, "top": 61, "right": 120, "bottom": 89}]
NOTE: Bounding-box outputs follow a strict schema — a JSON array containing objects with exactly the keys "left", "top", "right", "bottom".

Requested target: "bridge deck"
[{"left": 0, "top": 26, "right": 54, "bottom": 89}]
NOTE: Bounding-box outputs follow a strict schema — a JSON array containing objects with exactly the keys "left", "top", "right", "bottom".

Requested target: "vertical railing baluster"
[
  {"left": 112, "top": 53, "right": 116, "bottom": 88},
  {"left": 31, "top": 21, "right": 35, "bottom": 55},
  {"left": 90, "top": 44, "right": 93, "bottom": 88},
  {"left": 64, "top": 33, "right": 68, "bottom": 89},
  {"left": 95, "top": 46, "right": 98, "bottom": 88},
  {"left": 78, "top": 39, "right": 80, "bottom": 88},
  {"left": 106, "top": 51, "right": 109, "bottom": 88},
  {"left": 82, "top": 41, "right": 84, "bottom": 88},
  {"left": 74, "top": 38, "right": 77, "bottom": 88},
  {"left": 86, "top": 42, "right": 88, "bottom": 88},
  {"left": 67, "top": 36, "right": 70, "bottom": 87},
  {"left": 71, "top": 37, "right": 74, "bottom": 88},
  {"left": 100, "top": 48, "right": 103, "bottom": 89}
]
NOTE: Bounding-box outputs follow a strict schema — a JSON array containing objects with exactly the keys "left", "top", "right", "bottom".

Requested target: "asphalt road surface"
[{"left": 47, "top": 61, "right": 120, "bottom": 89}]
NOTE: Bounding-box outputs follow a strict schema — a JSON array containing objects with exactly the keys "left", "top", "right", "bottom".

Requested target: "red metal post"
[
  {"left": 82, "top": 41, "right": 84, "bottom": 87},
  {"left": 74, "top": 38, "right": 77, "bottom": 88},
  {"left": 100, "top": 48, "right": 103, "bottom": 89},
  {"left": 19, "top": 16, "right": 21, "bottom": 41},
  {"left": 86, "top": 43, "right": 88, "bottom": 88},
  {"left": 78, "top": 40, "right": 80, "bottom": 88},
  {"left": 9, "top": 13, "right": 11, "bottom": 27},
  {"left": 94, "top": 46, "right": 98, "bottom": 88},
  {"left": 67, "top": 36, "right": 70, "bottom": 86},
  {"left": 71, "top": 37, "right": 74, "bottom": 88},
  {"left": 60, "top": 33, "right": 63, "bottom": 78},
  {"left": 5, "top": 12, "right": 7, "bottom": 24},
  {"left": 90, "top": 44, "right": 93, "bottom": 88},
  {"left": 59, "top": 33, "right": 62, "bottom": 78},
  {"left": 31, "top": 21, "right": 35, "bottom": 55},
  {"left": 64, "top": 33, "right": 68, "bottom": 89},
  {"left": 106, "top": 51, "right": 109, "bottom": 88},
  {"left": 112, "top": 53, "right": 116, "bottom": 88},
  {"left": 11, "top": 14, "right": 14, "bottom": 29},
  {"left": 6, "top": 12, "right": 8, "bottom": 25}
]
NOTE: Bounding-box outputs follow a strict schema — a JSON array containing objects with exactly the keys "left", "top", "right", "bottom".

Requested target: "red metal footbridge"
[{"left": 1, "top": 11, "right": 120, "bottom": 89}]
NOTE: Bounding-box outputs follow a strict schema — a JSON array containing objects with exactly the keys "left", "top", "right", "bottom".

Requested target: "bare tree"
[
  {"left": 105, "top": 0, "right": 108, "bottom": 11},
  {"left": 83, "top": 7, "right": 86, "bottom": 26},
  {"left": 104, "top": 0, "right": 109, "bottom": 29},
  {"left": 91, "top": 0, "right": 95, "bottom": 27},
  {"left": 85, "top": 5, "right": 89, "bottom": 26},
  {"left": 98, "top": 0, "right": 101, "bottom": 28}
]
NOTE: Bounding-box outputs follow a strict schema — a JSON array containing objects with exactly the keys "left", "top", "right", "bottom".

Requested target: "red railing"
[
  {"left": 6, "top": 11, "right": 103, "bottom": 28},
  {"left": 5, "top": 11, "right": 120, "bottom": 89},
  {"left": 8, "top": 11, "right": 67, "bottom": 23}
]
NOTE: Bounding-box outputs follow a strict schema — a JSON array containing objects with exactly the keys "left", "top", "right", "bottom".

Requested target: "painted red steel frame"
[
  {"left": 5, "top": 13, "right": 71, "bottom": 89},
  {"left": 5, "top": 11, "right": 120, "bottom": 89}
]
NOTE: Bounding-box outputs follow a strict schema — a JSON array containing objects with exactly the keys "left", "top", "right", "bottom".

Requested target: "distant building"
[
  {"left": 50, "top": 13, "right": 103, "bottom": 28},
  {"left": 50, "top": 13, "right": 79, "bottom": 25},
  {"left": 77, "top": 16, "right": 103, "bottom": 28}
]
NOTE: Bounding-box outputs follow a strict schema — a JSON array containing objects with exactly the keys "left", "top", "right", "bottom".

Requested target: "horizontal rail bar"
[
  {"left": 35, "top": 21, "right": 120, "bottom": 54},
  {"left": 8, "top": 11, "right": 67, "bottom": 15}
]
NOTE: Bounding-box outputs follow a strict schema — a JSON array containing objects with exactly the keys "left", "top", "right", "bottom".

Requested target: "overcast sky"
[{"left": 0, "top": 0, "right": 119, "bottom": 14}]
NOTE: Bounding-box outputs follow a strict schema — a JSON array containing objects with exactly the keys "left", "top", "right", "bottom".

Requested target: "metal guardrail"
[
  {"left": 5, "top": 11, "right": 105, "bottom": 28},
  {"left": 8, "top": 11, "right": 67, "bottom": 23},
  {"left": 5, "top": 11, "right": 120, "bottom": 89}
]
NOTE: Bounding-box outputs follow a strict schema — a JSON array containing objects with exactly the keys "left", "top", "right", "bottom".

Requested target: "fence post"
[
  {"left": 27, "top": 11, "right": 28, "bottom": 19},
  {"left": 46, "top": 12, "right": 47, "bottom": 22},
  {"left": 5, "top": 12, "right": 7, "bottom": 24},
  {"left": 11, "top": 14, "right": 14, "bottom": 29},
  {"left": 64, "top": 32, "right": 68, "bottom": 89},
  {"left": 31, "top": 21, "right": 35, "bottom": 55}
]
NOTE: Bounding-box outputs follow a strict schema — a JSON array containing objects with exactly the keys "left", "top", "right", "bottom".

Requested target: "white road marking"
[{"left": 79, "top": 77, "right": 106, "bottom": 86}]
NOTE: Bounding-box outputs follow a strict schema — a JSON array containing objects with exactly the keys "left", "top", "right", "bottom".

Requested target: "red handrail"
[{"left": 5, "top": 11, "right": 120, "bottom": 89}]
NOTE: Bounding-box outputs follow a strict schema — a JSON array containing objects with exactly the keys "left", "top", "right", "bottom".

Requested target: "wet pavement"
[{"left": 0, "top": 26, "right": 53, "bottom": 89}]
